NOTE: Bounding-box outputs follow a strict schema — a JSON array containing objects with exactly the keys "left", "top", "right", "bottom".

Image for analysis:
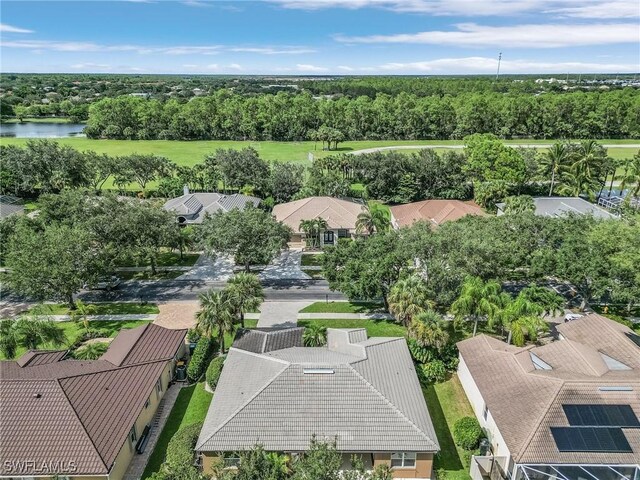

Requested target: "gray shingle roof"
[
  {"left": 197, "top": 328, "right": 439, "bottom": 453},
  {"left": 163, "top": 193, "right": 261, "bottom": 224},
  {"left": 496, "top": 197, "right": 616, "bottom": 219}
]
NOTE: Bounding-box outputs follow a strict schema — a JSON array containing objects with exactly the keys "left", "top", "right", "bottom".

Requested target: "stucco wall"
[{"left": 373, "top": 452, "right": 434, "bottom": 479}]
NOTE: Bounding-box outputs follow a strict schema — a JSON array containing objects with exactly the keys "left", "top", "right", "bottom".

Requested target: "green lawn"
[
  {"left": 142, "top": 381, "right": 213, "bottom": 479},
  {"left": 298, "top": 318, "right": 406, "bottom": 337},
  {"left": 28, "top": 302, "right": 159, "bottom": 315},
  {"left": 300, "top": 301, "right": 385, "bottom": 314},
  {"left": 300, "top": 253, "right": 324, "bottom": 267},
  {"left": 1, "top": 319, "right": 150, "bottom": 360},
  {"left": 302, "top": 269, "right": 325, "bottom": 279},
  {"left": 424, "top": 375, "right": 475, "bottom": 480},
  {"left": 2, "top": 117, "right": 72, "bottom": 124}
]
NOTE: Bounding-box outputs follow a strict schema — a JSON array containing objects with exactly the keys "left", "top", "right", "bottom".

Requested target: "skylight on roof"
[
  {"left": 600, "top": 352, "right": 631, "bottom": 370},
  {"left": 599, "top": 386, "right": 633, "bottom": 392},
  {"left": 303, "top": 368, "right": 334, "bottom": 375},
  {"left": 530, "top": 352, "right": 553, "bottom": 370}
]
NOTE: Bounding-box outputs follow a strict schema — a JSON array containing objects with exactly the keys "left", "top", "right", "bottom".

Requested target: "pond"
[{"left": 0, "top": 122, "right": 87, "bottom": 138}]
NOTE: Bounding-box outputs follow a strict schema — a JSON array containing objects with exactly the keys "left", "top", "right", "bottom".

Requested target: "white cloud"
[
  {"left": 334, "top": 22, "right": 640, "bottom": 48},
  {"left": 337, "top": 65, "right": 356, "bottom": 71},
  {"left": 272, "top": 0, "right": 639, "bottom": 18},
  {"left": 229, "top": 46, "right": 316, "bottom": 54},
  {"left": 70, "top": 62, "right": 111, "bottom": 70},
  {"left": 0, "top": 23, "right": 33, "bottom": 34},
  {"left": 296, "top": 63, "right": 329, "bottom": 72},
  {"left": 228, "top": 63, "right": 243, "bottom": 70},
  {"left": 376, "top": 56, "right": 639, "bottom": 73}
]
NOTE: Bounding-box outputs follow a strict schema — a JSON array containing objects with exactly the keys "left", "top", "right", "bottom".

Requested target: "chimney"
[{"left": 183, "top": 185, "right": 190, "bottom": 196}]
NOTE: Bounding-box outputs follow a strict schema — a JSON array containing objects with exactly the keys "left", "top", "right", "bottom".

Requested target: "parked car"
[{"left": 85, "top": 276, "right": 121, "bottom": 291}]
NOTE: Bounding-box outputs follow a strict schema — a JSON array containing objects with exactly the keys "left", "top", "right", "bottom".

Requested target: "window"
[
  {"left": 337, "top": 229, "right": 349, "bottom": 238},
  {"left": 483, "top": 404, "right": 489, "bottom": 421},
  {"left": 223, "top": 453, "right": 241, "bottom": 468},
  {"left": 323, "top": 230, "right": 335, "bottom": 244},
  {"left": 129, "top": 425, "right": 137, "bottom": 444},
  {"left": 390, "top": 452, "right": 416, "bottom": 468},
  {"left": 145, "top": 398, "right": 150, "bottom": 409},
  {"left": 156, "top": 379, "right": 163, "bottom": 395}
]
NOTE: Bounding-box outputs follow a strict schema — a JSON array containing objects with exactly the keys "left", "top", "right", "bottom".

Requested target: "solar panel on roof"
[
  {"left": 551, "top": 427, "right": 632, "bottom": 453},
  {"left": 562, "top": 404, "right": 640, "bottom": 428}
]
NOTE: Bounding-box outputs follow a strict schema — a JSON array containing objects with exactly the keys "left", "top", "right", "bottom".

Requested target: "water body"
[{"left": 0, "top": 122, "right": 87, "bottom": 138}]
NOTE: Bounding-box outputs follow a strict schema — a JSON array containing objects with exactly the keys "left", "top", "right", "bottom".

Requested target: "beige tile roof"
[
  {"left": 390, "top": 199, "right": 485, "bottom": 228},
  {"left": 457, "top": 314, "right": 640, "bottom": 463},
  {"left": 272, "top": 196, "right": 367, "bottom": 232}
]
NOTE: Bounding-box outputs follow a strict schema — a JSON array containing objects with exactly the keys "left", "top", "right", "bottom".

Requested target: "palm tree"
[
  {"left": 560, "top": 140, "right": 607, "bottom": 199},
  {"left": 15, "top": 317, "right": 67, "bottom": 351},
  {"left": 303, "top": 323, "right": 327, "bottom": 347},
  {"left": 518, "top": 284, "right": 564, "bottom": 317},
  {"left": 174, "top": 225, "right": 195, "bottom": 261},
  {"left": 69, "top": 300, "right": 97, "bottom": 331},
  {"left": 227, "top": 272, "right": 264, "bottom": 328},
  {"left": 450, "top": 276, "right": 502, "bottom": 337},
  {"left": 496, "top": 293, "right": 545, "bottom": 345},
  {"left": 299, "top": 218, "right": 328, "bottom": 248},
  {"left": 409, "top": 310, "right": 449, "bottom": 352},
  {"left": 619, "top": 151, "right": 640, "bottom": 197},
  {"left": 0, "top": 319, "right": 19, "bottom": 359},
  {"left": 355, "top": 208, "right": 390, "bottom": 235},
  {"left": 542, "top": 143, "right": 570, "bottom": 196},
  {"left": 388, "top": 275, "right": 434, "bottom": 327},
  {"left": 196, "top": 289, "right": 236, "bottom": 354},
  {"left": 508, "top": 316, "right": 549, "bottom": 347},
  {"left": 73, "top": 342, "right": 109, "bottom": 360}
]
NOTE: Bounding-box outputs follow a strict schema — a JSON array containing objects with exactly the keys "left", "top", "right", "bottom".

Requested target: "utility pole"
[{"left": 495, "top": 52, "right": 502, "bottom": 81}]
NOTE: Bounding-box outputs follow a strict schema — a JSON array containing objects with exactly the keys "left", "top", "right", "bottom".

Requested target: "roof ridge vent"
[{"left": 303, "top": 368, "right": 334, "bottom": 374}]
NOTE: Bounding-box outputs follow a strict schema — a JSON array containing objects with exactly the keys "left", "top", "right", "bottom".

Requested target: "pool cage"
[{"left": 514, "top": 464, "right": 640, "bottom": 480}]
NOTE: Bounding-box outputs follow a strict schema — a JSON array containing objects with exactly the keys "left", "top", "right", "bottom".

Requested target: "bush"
[
  {"left": 72, "top": 328, "right": 109, "bottom": 347},
  {"left": 164, "top": 422, "right": 203, "bottom": 479},
  {"left": 453, "top": 416, "right": 483, "bottom": 450},
  {"left": 419, "top": 360, "right": 447, "bottom": 384},
  {"left": 206, "top": 355, "right": 225, "bottom": 391},
  {"left": 187, "top": 336, "right": 214, "bottom": 382}
]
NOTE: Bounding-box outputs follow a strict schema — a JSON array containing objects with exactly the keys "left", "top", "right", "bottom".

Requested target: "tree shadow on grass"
[
  {"left": 423, "top": 385, "right": 463, "bottom": 471},
  {"left": 141, "top": 384, "right": 196, "bottom": 479}
]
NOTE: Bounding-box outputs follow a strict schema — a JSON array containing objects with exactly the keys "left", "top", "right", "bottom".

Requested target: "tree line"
[{"left": 84, "top": 89, "right": 640, "bottom": 141}]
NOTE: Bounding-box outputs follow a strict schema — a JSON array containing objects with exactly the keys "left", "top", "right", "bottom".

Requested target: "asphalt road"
[{"left": 76, "top": 278, "right": 346, "bottom": 303}]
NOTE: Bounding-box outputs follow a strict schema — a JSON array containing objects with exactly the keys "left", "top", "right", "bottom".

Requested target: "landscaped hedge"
[
  {"left": 147, "top": 422, "right": 203, "bottom": 480},
  {"left": 206, "top": 355, "right": 225, "bottom": 391},
  {"left": 187, "top": 337, "right": 215, "bottom": 382},
  {"left": 453, "top": 416, "right": 484, "bottom": 450}
]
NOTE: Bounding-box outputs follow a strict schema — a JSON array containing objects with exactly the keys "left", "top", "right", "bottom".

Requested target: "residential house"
[
  {"left": 163, "top": 187, "right": 260, "bottom": 225},
  {"left": 196, "top": 327, "right": 440, "bottom": 479},
  {"left": 456, "top": 314, "right": 640, "bottom": 480},
  {"left": 390, "top": 199, "right": 485, "bottom": 229},
  {"left": 272, "top": 196, "right": 368, "bottom": 246},
  {"left": 0, "top": 323, "right": 187, "bottom": 480},
  {"left": 496, "top": 196, "right": 617, "bottom": 219}
]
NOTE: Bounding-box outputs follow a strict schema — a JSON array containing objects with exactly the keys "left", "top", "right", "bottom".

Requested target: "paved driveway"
[
  {"left": 176, "top": 254, "right": 234, "bottom": 282},
  {"left": 257, "top": 301, "right": 312, "bottom": 328},
  {"left": 259, "top": 250, "right": 310, "bottom": 281}
]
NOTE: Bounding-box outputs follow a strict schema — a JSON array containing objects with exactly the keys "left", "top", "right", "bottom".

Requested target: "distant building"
[
  {"left": 457, "top": 314, "right": 640, "bottom": 480},
  {"left": 163, "top": 187, "right": 260, "bottom": 225},
  {"left": 390, "top": 199, "right": 485, "bottom": 229},
  {"left": 496, "top": 196, "right": 617, "bottom": 219}
]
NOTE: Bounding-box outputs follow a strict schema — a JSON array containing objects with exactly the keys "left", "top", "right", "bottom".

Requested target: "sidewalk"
[{"left": 46, "top": 314, "right": 158, "bottom": 322}]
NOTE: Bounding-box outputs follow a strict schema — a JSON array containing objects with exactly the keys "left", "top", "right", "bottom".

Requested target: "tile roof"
[
  {"left": 163, "top": 193, "right": 260, "bottom": 223},
  {"left": 197, "top": 328, "right": 439, "bottom": 453},
  {"left": 272, "top": 196, "right": 367, "bottom": 232},
  {"left": 496, "top": 197, "right": 616, "bottom": 219},
  {"left": 457, "top": 314, "right": 640, "bottom": 464},
  {"left": 0, "top": 324, "right": 185, "bottom": 477},
  {"left": 232, "top": 327, "right": 304, "bottom": 354},
  {"left": 390, "top": 199, "right": 485, "bottom": 228}
]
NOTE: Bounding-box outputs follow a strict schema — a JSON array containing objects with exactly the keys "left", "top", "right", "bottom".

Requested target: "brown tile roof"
[
  {"left": 0, "top": 324, "right": 185, "bottom": 477},
  {"left": 101, "top": 323, "right": 187, "bottom": 366},
  {"left": 16, "top": 350, "right": 68, "bottom": 367},
  {"left": 272, "top": 196, "right": 367, "bottom": 232},
  {"left": 390, "top": 199, "right": 485, "bottom": 228},
  {"left": 457, "top": 314, "right": 640, "bottom": 464}
]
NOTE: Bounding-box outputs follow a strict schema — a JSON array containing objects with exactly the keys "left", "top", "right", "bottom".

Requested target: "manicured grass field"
[
  {"left": 298, "top": 318, "right": 405, "bottom": 337},
  {"left": 142, "top": 381, "right": 213, "bottom": 479},
  {"left": 2, "top": 137, "right": 636, "bottom": 166},
  {"left": 0, "top": 319, "right": 150, "bottom": 360},
  {"left": 424, "top": 375, "right": 475, "bottom": 480},
  {"left": 1, "top": 117, "right": 72, "bottom": 124},
  {"left": 299, "top": 301, "right": 385, "bottom": 314},
  {"left": 28, "top": 302, "right": 159, "bottom": 315}
]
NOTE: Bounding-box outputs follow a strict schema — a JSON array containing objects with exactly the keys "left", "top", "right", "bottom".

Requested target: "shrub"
[
  {"left": 419, "top": 360, "right": 447, "bottom": 384},
  {"left": 453, "top": 416, "right": 483, "bottom": 450},
  {"left": 72, "top": 328, "right": 109, "bottom": 347},
  {"left": 164, "top": 422, "right": 203, "bottom": 478},
  {"left": 187, "top": 327, "right": 201, "bottom": 344},
  {"left": 206, "top": 355, "right": 225, "bottom": 391},
  {"left": 187, "top": 336, "right": 214, "bottom": 382}
]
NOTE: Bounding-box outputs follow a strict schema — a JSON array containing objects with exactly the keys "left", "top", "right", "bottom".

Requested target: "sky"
[{"left": 1, "top": 0, "right": 639, "bottom": 75}]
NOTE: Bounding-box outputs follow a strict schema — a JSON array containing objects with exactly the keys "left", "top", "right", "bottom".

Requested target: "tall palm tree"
[
  {"left": 69, "top": 300, "right": 97, "bottom": 331},
  {"left": 450, "top": 276, "right": 502, "bottom": 337},
  {"left": 542, "top": 143, "right": 569, "bottom": 196},
  {"left": 303, "top": 323, "right": 327, "bottom": 347},
  {"left": 508, "top": 316, "right": 549, "bottom": 347},
  {"left": 227, "top": 272, "right": 264, "bottom": 328},
  {"left": 561, "top": 140, "right": 607, "bottom": 199},
  {"left": 15, "top": 317, "right": 67, "bottom": 351},
  {"left": 355, "top": 209, "right": 390, "bottom": 235},
  {"left": 388, "top": 275, "right": 434, "bottom": 327},
  {"left": 496, "top": 293, "right": 545, "bottom": 345},
  {"left": 619, "top": 151, "right": 640, "bottom": 197},
  {"left": 196, "top": 289, "right": 236, "bottom": 354},
  {"left": 409, "top": 310, "right": 449, "bottom": 352},
  {"left": 299, "top": 218, "right": 329, "bottom": 248}
]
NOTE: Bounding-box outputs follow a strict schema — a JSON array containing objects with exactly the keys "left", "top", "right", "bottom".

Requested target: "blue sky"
[{"left": 1, "top": 0, "right": 639, "bottom": 74}]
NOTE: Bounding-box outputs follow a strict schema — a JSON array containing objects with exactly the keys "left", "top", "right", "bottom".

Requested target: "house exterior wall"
[
  {"left": 457, "top": 355, "right": 513, "bottom": 474},
  {"left": 373, "top": 452, "right": 434, "bottom": 479}
]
